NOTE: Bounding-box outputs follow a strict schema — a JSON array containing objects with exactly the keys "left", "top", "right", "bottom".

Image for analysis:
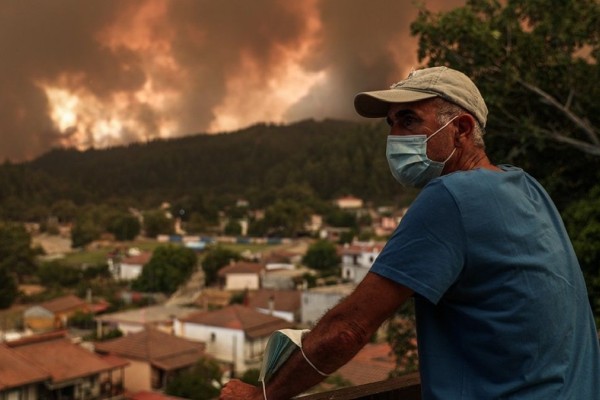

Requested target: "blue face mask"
[{"left": 386, "top": 116, "right": 457, "bottom": 188}]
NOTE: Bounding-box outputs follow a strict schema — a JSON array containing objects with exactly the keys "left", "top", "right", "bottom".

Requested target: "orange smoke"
[{"left": 0, "top": 0, "right": 464, "bottom": 161}]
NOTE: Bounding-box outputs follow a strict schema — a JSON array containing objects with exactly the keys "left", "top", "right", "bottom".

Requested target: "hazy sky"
[{"left": 0, "top": 0, "right": 463, "bottom": 162}]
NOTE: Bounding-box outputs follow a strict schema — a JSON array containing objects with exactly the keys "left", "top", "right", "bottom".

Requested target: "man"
[{"left": 220, "top": 66, "right": 600, "bottom": 399}]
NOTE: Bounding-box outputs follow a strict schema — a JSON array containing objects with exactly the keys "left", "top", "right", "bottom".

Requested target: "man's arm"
[{"left": 220, "top": 272, "right": 413, "bottom": 400}]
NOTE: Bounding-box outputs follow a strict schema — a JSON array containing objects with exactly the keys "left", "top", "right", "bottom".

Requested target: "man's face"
[{"left": 386, "top": 99, "right": 457, "bottom": 164}]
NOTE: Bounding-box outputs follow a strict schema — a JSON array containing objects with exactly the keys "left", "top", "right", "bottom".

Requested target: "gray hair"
[{"left": 432, "top": 98, "right": 485, "bottom": 149}]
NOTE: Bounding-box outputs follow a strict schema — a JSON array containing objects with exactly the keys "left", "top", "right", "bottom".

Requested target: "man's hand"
[{"left": 219, "top": 379, "right": 263, "bottom": 400}]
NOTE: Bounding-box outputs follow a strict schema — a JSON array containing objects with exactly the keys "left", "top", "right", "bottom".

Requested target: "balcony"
[{"left": 298, "top": 372, "right": 420, "bottom": 400}]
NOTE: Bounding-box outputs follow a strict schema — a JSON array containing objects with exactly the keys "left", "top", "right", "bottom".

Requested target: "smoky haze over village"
[
  {"left": 0, "top": 0, "right": 462, "bottom": 162},
  {"left": 1, "top": 1, "right": 599, "bottom": 399}
]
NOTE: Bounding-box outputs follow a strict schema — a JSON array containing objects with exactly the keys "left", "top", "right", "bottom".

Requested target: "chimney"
[{"left": 268, "top": 295, "right": 275, "bottom": 315}]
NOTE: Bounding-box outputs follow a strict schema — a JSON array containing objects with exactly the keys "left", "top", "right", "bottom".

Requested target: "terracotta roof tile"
[
  {"left": 247, "top": 290, "right": 301, "bottom": 313},
  {"left": 0, "top": 344, "right": 49, "bottom": 390},
  {"left": 7, "top": 331, "right": 118, "bottom": 383},
  {"left": 218, "top": 261, "right": 264, "bottom": 277},
  {"left": 180, "top": 305, "right": 293, "bottom": 339},
  {"left": 94, "top": 329, "right": 205, "bottom": 371},
  {"left": 121, "top": 252, "right": 152, "bottom": 265},
  {"left": 39, "top": 294, "right": 87, "bottom": 313},
  {"left": 127, "top": 390, "right": 187, "bottom": 400},
  {"left": 335, "top": 343, "right": 396, "bottom": 386}
]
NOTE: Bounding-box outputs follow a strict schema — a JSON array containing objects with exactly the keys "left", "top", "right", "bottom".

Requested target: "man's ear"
[{"left": 454, "top": 114, "right": 476, "bottom": 147}]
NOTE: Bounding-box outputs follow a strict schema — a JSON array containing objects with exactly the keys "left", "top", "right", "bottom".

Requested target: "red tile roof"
[
  {"left": 121, "top": 252, "right": 152, "bottom": 265},
  {"left": 127, "top": 390, "right": 188, "bottom": 400},
  {"left": 335, "top": 343, "right": 396, "bottom": 386},
  {"left": 7, "top": 331, "right": 121, "bottom": 384},
  {"left": 94, "top": 329, "right": 206, "bottom": 371},
  {"left": 180, "top": 305, "right": 293, "bottom": 339},
  {"left": 247, "top": 290, "right": 301, "bottom": 313},
  {"left": 0, "top": 344, "right": 49, "bottom": 390},
  {"left": 218, "top": 261, "right": 264, "bottom": 277},
  {"left": 39, "top": 294, "right": 87, "bottom": 313}
]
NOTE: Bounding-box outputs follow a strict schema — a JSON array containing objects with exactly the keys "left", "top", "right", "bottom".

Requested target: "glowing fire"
[{"left": 39, "top": 0, "right": 325, "bottom": 151}]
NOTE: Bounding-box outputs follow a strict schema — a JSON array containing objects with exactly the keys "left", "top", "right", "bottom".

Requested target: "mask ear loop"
[
  {"left": 424, "top": 115, "right": 459, "bottom": 143},
  {"left": 262, "top": 380, "right": 268, "bottom": 400}
]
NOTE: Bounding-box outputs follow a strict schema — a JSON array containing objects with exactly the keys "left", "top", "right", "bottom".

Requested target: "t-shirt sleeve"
[{"left": 370, "top": 180, "right": 466, "bottom": 304}]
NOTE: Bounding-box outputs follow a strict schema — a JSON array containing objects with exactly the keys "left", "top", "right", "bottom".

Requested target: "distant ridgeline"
[{"left": 0, "top": 119, "right": 412, "bottom": 212}]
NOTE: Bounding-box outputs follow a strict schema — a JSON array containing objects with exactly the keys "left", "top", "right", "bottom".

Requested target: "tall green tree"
[
  {"left": 302, "top": 240, "right": 341, "bottom": 272},
  {"left": 0, "top": 265, "right": 19, "bottom": 309},
  {"left": 142, "top": 209, "right": 174, "bottom": 238},
  {"left": 133, "top": 245, "right": 197, "bottom": 294},
  {"left": 107, "top": 213, "right": 141, "bottom": 241},
  {"left": 201, "top": 245, "right": 241, "bottom": 286},
  {"left": 0, "top": 222, "right": 37, "bottom": 282},
  {"left": 165, "top": 357, "right": 222, "bottom": 400}
]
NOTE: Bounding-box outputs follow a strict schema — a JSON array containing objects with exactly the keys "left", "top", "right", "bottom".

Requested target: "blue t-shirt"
[{"left": 371, "top": 165, "right": 600, "bottom": 399}]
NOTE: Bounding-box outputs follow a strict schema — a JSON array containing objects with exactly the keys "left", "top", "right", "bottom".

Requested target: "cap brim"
[{"left": 354, "top": 89, "right": 437, "bottom": 118}]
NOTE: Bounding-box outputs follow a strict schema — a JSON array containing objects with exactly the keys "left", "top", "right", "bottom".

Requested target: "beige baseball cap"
[{"left": 354, "top": 66, "right": 488, "bottom": 127}]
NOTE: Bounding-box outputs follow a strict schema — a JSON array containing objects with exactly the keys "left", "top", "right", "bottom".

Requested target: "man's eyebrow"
[{"left": 387, "top": 108, "right": 419, "bottom": 125}]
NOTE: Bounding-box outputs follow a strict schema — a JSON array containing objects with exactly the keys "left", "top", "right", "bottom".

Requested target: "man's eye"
[{"left": 402, "top": 116, "right": 417, "bottom": 128}]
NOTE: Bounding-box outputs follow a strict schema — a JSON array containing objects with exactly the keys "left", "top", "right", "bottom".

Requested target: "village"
[{"left": 0, "top": 196, "right": 413, "bottom": 400}]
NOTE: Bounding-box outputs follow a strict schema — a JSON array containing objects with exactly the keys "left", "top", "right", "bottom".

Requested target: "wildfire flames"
[{"left": 0, "top": 0, "right": 463, "bottom": 161}]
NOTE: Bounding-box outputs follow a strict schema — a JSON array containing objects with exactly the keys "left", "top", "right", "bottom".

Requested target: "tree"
[
  {"left": 71, "top": 218, "right": 101, "bottom": 248},
  {"left": 564, "top": 184, "right": 600, "bottom": 325},
  {"left": 0, "top": 265, "right": 18, "bottom": 309},
  {"left": 0, "top": 222, "right": 37, "bottom": 282},
  {"left": 262, "top": 199, "right": 310, "bottom": 237},
  {"left": 142, "top": 209, "right": 173, "bottom": 238},
  {"left": 107, "top": 213, "right": 141, "bottom": 241},
  {"left": 302, "top": 240, "right": 341, "bottom": 272},
  {"left": 412, "top": 0, "right": 599, "bottom": 155},
  {"left": 201, "top": 245, "right": 241, "bottom": 286},
  {"left": 224, "top": 220, "right": 243, "bottom": 236},
  {"left": 133, "top": 245, "right": 197, "bottom": 294},
  {"left": 165, "top": 357, "right": 222, "bottom": 400},
  {"left": 38, "top": 261, "right": 81, "bottom": 287},
  {"left": 411, "top": 0, "right": 600, "bottom": 209}
]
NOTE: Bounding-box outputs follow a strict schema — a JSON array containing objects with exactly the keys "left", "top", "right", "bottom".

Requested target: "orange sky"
[{"left": 0, "top": 0, "right": 464, "bottom": 162}]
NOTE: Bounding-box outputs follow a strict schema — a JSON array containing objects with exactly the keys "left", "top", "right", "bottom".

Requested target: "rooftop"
[
  {"left": 179, "top": 305, "right": 293, "bottom": 339},
  {"left": 7, "top": 331, "right": 124, "bottom": 384},
  {"left": 95, "top": 304, "right": 198, "bottom": 324},
  {"left": 94, "top": 328, "right": 205, "bottom": 370}
]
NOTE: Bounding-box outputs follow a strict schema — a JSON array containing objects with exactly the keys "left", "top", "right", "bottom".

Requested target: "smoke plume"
[{"left": 0, "top": 0, "right": 463, "bottom": 161}]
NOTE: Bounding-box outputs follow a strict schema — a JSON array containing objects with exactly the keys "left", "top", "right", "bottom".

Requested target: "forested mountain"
[{"left": 0, "top": 119, "right": 412, "bottom": 214}]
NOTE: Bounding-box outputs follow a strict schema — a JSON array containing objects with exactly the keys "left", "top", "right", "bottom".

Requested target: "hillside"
[{"left": 1, "top": 119, "right": 413, "bottom": 213}]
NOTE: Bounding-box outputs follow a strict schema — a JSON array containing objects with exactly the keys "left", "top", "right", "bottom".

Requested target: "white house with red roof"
[
  {"left": 340, "top": 241, "right": 385, "bottom": 284},
  {"left": 108, "top": 249, "right": 152, "bottom": 281},
  {"left": 174, "top": 305, "right": 293, "bottom": 374},
  {"left": 218, "top": 261, "right": 264, "bottom": 291},
  {"left": 246, "top": 289, "right": 302, "bottom": 323}
]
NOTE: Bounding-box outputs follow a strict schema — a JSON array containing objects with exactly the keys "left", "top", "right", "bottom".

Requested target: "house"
[
  {"left": 261, "top": 265, "right": 312, "bottom": 290},
  {"left": 218, "top": 261, "right": 264, "bottom": 291},
  {"left": 23, "top": 294, "right": 90, "bottom": 332},
  {"left": 108, "top": 251, "right": 152, "bottom": 281},
  {"left": 246, "top": 289, "right": 302, "bottom": 323},
  {"left": 95, "top": 305, "right": 199, "bottom": 337},
  {"left": 5, "top": 330, "right": 128, "bottom": 399},
  {"left": 0, "top": 343, "right": 49, "bottom": 399},
  {"left": 340, "top": 242, "right": 385, "bottom": 284},
  {"left": 301, "top": 283, "right": 355, "bottom": 326},
  {"left": 334, "top": 196, "right": 364, "bottom": 210},
  {"left": 94, "top": 328, "right": 207, "bottom": 393},
  {"left": 174, "top": 305, "right": 293, "bottom": 374}
]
